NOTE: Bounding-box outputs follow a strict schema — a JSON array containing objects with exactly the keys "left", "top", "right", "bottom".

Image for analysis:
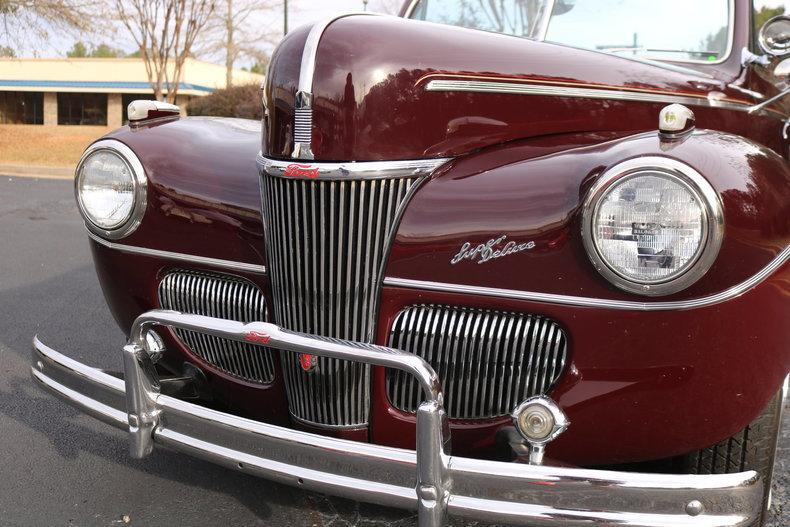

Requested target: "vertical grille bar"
[
  {"left": 386, "top": 305, "right": 568, "bottom": 420},
  {"left": 261, "top": 174, "right": 419, "bottom": 427},
  {"left": 158, "top": 270, "right": 275, "bottom": 384}
]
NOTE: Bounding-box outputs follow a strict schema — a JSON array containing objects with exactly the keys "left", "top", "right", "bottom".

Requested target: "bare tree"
[
  {"left": 197, "top": 0, "right": 278, "bottom": 88},
  {"left": 0, "top": 1, "right": 105, "bottom": 53},
  {"left": 115, "top": 0, "right": 216, "bottom": 103}
]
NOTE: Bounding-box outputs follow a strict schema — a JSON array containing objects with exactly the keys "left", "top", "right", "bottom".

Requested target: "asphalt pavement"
[{"left": 0, "top": 175, "right": 786, "bottom": 526}]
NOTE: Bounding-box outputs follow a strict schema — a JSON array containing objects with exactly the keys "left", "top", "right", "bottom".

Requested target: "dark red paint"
[
  {"left": 265, "top": 10, "right": 788, "bottom": 162},
  {"left": 83, "top": 2, "right": 789, "bottom": 466}
]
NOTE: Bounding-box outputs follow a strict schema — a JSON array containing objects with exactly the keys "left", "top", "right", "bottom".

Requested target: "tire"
[{"left": 682, "top": 388, "right": 784, "bottom": 526}]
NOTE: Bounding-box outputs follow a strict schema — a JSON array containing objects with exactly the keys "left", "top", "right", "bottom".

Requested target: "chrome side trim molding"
[
  {"left": 258, "top": 153, "right": 450, "bottom": 180},
  {"left": 293, "top": 12, "right": 376, "bottom": 159},
  {"left": 424, "top": 79, "right": 780, "bottom": 116},
  {"left": 85, "top": 230, "right": 267, "bottom": 274},
  {"left": 383, "top": 245, "right": 790, "bottom": 311}
]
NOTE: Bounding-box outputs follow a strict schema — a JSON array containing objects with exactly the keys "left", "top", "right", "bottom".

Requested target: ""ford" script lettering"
[
  {"left": 451, "top": 235, "right": 536, "bottom": 265},
  {"left": 283, "top": 163, "right": 320, "bottom": 179},
  {"left": 244, "top": 331, "right": 272, "bottom": 345}
]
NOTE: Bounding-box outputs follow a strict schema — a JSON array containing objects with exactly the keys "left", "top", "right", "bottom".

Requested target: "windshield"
[{"left": 408, "top": 0, "right": 732, "bottom": 64}]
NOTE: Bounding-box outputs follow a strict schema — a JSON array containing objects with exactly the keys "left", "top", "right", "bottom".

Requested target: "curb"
[{"left": 0, "top": 164, "right": 73, "bottom": 180}]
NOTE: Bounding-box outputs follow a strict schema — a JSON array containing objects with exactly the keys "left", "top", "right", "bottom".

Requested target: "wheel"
[{"left": 682, "top": 387, "right": 785, "bottom": 526}]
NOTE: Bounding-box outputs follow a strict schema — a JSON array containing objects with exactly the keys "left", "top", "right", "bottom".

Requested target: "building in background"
[{"left": 0, "top": 58, "right": 264, "bottom": 126}]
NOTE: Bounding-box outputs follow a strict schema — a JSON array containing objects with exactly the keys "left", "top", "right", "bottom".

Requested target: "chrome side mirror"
[{"left": 759, "top": 15, "right": 790, "bottom": 57}]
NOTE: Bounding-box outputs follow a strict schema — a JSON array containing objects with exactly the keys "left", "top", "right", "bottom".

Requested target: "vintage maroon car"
[{"left": 32, "top": 1, "right": 789, "bottom": 526}]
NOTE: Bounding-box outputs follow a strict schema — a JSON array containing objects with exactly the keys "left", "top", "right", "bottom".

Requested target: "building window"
[
  {"left": 0, "top": 91, "right": 44, "bottom": 124},
  {"left": 57, "top": 93, "right": 107, "bottom": 125}
]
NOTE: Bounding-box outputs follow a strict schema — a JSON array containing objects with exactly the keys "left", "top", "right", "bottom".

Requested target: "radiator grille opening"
[
  {"left": 261, "top": 174, "right": 419, "bottom": 426},
  {"left": 157, "top": 270, "right": 276, "bottom": 384},
  {"left": 387, "top": 304, "right": 568, "bottom": 419}
]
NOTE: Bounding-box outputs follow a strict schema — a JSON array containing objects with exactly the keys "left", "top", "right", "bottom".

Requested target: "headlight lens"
[
  {"left": 75, "top": 140, "right": 146, "bottom": 239},
  {"left": 594, "top": 173, "right": 703, "bottom": 282},
  {"left": 77, "top": 150, "right": 134, "bottom": 229},
  {"left": 583, "top": 158, "right": 723, "bottom": 296}
]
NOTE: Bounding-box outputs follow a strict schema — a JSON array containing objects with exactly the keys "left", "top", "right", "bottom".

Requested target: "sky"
[
  {"left": 9, "top": 0, "right": 789, "bottom": 65},
  {"left": 13, "top": 0, "right": 398, "bottom": 62}
]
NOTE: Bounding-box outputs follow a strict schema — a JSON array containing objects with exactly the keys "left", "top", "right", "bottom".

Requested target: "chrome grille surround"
[
  {"left": 260, "top": 169, "right": 423, "bottom": 427},
  {"left": 157, "top": 270, "right": 276, "bottom": 384},
  {"left": 387, "top": 304, "right": 568, "bottom": 419}
]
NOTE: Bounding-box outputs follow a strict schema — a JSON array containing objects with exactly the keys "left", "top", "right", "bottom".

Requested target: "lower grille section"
[
  {"left": 261, "top": 174, "right": 419, "bottom": 427},
  {"left": 158, "top": 270, "right": 276, "bottom": 384},
  {"left": 387, "top": 305, "right": 568, "bottom": 419}
]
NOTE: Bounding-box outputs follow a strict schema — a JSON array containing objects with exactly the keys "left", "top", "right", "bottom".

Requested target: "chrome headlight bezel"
[
  {"left": 74, "top": 139, "right": 147, "bottom": 240},
  {"left": 581, "top": 157, "right": 724, "bottom": 297}
]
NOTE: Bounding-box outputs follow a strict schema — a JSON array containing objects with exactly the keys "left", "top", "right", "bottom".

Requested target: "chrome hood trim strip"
[
  {"left": 86, "top": 230, "right": 267, "bottom": 274},
  {"left": 258, "top": 154, "right": 451, "bottom": 180},
  {"left": 383, "top": 245, "right": 790, "bottom": 311},
  {"left": 424, "top": 78, "right": 786, "bottom": 117},
  {"left": 425, "top": 79, "right": 759, "bottom": 113},
  {"left": 292, "top": 12, "right": 377, "bottom": 159}
]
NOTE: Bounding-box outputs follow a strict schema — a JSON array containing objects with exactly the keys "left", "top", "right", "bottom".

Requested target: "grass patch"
[{"left": 0, "top": 125, "right": 111, "bottom": 168}]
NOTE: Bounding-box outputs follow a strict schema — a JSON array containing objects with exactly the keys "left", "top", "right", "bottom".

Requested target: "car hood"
[{"left": 264, "top": 15, "right": 749, "bottom": 161}]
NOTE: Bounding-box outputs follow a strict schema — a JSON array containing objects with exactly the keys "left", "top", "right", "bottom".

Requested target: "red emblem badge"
[
  {"left": 283, "top": 163, "right": 319, "bottom": 179},
  {"left": 299, "top": 353, "right": 317, "bottom": 372},
  {"left": 244, "top": 331, "right": 271, "bottom": 345}
]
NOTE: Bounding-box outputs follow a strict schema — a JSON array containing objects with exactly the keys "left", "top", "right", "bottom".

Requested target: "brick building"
[{"left": 0, "top": 57, "right": 264, "bottom": 126}]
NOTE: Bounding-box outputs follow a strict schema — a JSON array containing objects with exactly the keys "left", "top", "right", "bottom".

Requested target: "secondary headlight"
[
  {"left": 582, "top": 157, "right": 723, "bottom": 296},
  {"left": 75, "top": 140, "right": 146, "bottom": 239}
]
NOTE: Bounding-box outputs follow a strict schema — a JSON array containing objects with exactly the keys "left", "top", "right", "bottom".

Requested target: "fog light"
[
  {"left": 519, "top": 405, "right": 554, "bottom": 440},
  {"left": 512, "top": 396, "right": 569, "bottom": 465}
]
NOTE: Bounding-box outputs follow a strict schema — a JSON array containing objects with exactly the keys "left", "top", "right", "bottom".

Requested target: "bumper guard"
[{"left": 31, "top": 310, "right": 763, "bottom": 527}]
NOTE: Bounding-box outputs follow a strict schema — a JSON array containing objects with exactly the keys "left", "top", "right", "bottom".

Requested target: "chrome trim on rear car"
[
  {"left": 32, "top": 309, "right": 764, "bottom": 527},
  {"left": 383, "top": 244, "right": 790, "bottom": 311},
  {"left": 86, "top": 230, "right": 267, "bottom": 274}
]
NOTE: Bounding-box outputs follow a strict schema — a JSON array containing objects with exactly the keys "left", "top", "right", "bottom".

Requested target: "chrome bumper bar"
[{"left": 31, "top": 310, "right": 763, "bottom": 527}]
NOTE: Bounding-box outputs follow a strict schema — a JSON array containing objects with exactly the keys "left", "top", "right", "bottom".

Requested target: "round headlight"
[
  {"left": 582, "top": 157, "right": 723, "bottom": 296},
  {"left": 75, "top": 140, "right": 146, "bottom": 239}
]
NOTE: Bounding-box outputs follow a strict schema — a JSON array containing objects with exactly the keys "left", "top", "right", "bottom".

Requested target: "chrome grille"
[
  {"left": 293, "top": 107, "right": 312, "bottom": 144},
  {"left": 261, "top": 174, "right": 419, "bottom": 426},
  {"left": 158, "top": 270, "right": 276, "bottom": 384},
  {"left": 387, "top": 305, "right": 567, "bottom": 419}
]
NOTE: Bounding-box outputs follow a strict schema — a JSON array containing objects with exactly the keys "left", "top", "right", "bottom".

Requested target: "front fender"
[{"left": 376, "top": 130, "right": 790, "bottom": 464}]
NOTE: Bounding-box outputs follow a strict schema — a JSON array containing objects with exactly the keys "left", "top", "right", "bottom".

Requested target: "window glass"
[
  {"left": 410, "top": 0, "right": 732, "bottom": 63},
  {"left": 0, "top": 91, "right": 43, "bottom": 124},
  {"left": 410, "top": 0, "right": 554, "bottom": 39},
  {"left": 57, "top": 93, "right": 107, "bottom": 125},
  {"left": 545, "top": 0, "right": 730, "bottom": 62}
]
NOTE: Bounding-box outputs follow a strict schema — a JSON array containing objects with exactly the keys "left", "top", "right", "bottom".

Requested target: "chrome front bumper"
[{"left": 31, "top": 310, "right": 763, "bottom": 527}]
